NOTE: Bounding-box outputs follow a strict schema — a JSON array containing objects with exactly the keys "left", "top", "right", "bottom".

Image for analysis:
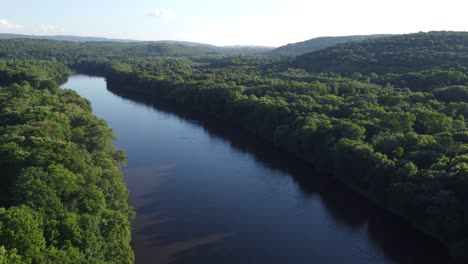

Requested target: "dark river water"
[{"left": 62, "top": 75, "right": 453, "bottom": 264}]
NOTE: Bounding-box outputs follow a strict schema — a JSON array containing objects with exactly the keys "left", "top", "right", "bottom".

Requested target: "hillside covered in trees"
[
  {"left": 0, "top": 31, "right": 467, "bottom": 262},
  {"left": 0, "top": 38, "right": 271, "bottom": 63},
  {"left": 0, "top": 60, "right": 134, "bottom": 263},
  {"left": 269, "top": 34, "right": 392, "bottom": 56},
  {"left": 294, "top": 31, "right": 468, "bottom": 74}
]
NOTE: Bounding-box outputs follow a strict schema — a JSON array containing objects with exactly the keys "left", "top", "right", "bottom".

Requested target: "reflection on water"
[
  {"left": 62, "top": 75, "right": 454, "bottom": 264},
  {"left": 138, "top": 233, "right": 234, "bottom": 264},
  {"left": 126, "top": 165, "right": 232, "bottom": 263}
]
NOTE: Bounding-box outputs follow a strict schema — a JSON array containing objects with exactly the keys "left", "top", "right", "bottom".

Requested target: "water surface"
[{"left": 62, "top": 75, "right": 453, "bottom": 264}]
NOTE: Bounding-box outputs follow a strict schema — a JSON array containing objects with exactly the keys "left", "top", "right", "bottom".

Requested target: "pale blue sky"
[{"left": 1, "top": 0, "right": 467, "bottom": 46}]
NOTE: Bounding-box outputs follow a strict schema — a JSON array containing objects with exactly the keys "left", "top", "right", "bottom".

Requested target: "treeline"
[{"left": 0, "top": 60, "right": 134, "bottom": 263}]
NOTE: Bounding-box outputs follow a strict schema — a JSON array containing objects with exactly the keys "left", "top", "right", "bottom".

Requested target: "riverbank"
[
  {"left": 98, "top": 68, "right": 464, "bottom": 262},
  {"left": 65, "top": 74, "right": 455, "bottom": 264}
]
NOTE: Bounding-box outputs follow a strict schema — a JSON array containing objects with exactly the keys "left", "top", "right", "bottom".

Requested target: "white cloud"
[
  {"left": 149, "top": 8, "right": 176, "bottom": 19},
  {"left": 0, "top": 18, "right": 22, "bottom": 29},
  {"left": 39, "top": 24, "right": 65, "bottom": 34}
]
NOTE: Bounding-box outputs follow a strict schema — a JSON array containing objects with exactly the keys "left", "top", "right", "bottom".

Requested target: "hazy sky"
[{"left": 1, "top": 0, "right": 467, "bottom": 46}]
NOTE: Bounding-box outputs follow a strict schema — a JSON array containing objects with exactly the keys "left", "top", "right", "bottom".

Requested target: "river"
[{"left": 62, "top": 75, "right": 453, "bottom": 264}]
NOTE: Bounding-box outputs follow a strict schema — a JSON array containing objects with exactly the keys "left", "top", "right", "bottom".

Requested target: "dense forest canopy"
[
  {"left": 0, "top": 38, "right": 272, "bottom": 65},
  {"left": 294, "top": 31, "right": 468, "bottom": 74},
  {"left": 0, "top": 60, "right": 134, "bottom": 263},
  {"left": 0, "top": 31, "right": 467, "bottom": 262}
]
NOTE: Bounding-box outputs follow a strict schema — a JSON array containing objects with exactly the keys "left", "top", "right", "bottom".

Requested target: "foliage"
[
  {"left": 0, "top": 61, "right": 133, "bottom": 263},
  {"left": 0, "top": 39, "right": 270, "bottom": 66},
  {"left": 295, "top": 31, "right": 468, "bottom": 74}
]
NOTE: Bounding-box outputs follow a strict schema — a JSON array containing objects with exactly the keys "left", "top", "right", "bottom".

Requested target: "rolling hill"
[
  {"left": 0, "top": 33, "right": 137, "bottom": 42},
  {"left": 294, "top": 31, "right": 468, "bottom": 74},
  {"left": 0, "top": 38, "right": 273, "bottom": 62},
  {"left": 269, "top": 34, "right": 392, "bottom": 56}
]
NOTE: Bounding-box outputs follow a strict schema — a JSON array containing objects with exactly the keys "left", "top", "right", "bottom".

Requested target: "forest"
[
  {"left": 0, "top": 31, "right": 467, "bottom": 262},
  {"left": 0, "top": 60, "right": 133, "bottom": 263},
  {"left": 294, "top": 31, "right": 468, "bottom": 74}
]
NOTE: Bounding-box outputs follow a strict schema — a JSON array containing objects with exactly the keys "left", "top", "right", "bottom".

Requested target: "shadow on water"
[{"left": 106, "top": 82, "right": 455, "bottom": 264}]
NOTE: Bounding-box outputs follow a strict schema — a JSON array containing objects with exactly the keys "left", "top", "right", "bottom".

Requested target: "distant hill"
[
  {"left": 269, "top": 34, "right": 393, "bottom": 56},
  {"left": 221, "top": 45, "right": 275, "bottom": 54},
  {"left": 135, "top": 42, "right": 274, "bottom": 55},
  {"left": 0, "top": 34, "right": 273, "bottom": 55},
  {"left": 294, "top": 31, "right": 468, "bottom": 74},
  {"left": 0, "top": 33, "right": 138, "bottom": 42},
  {"left": 0, "top": 38, "right": 273, "bottom": 62}
]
